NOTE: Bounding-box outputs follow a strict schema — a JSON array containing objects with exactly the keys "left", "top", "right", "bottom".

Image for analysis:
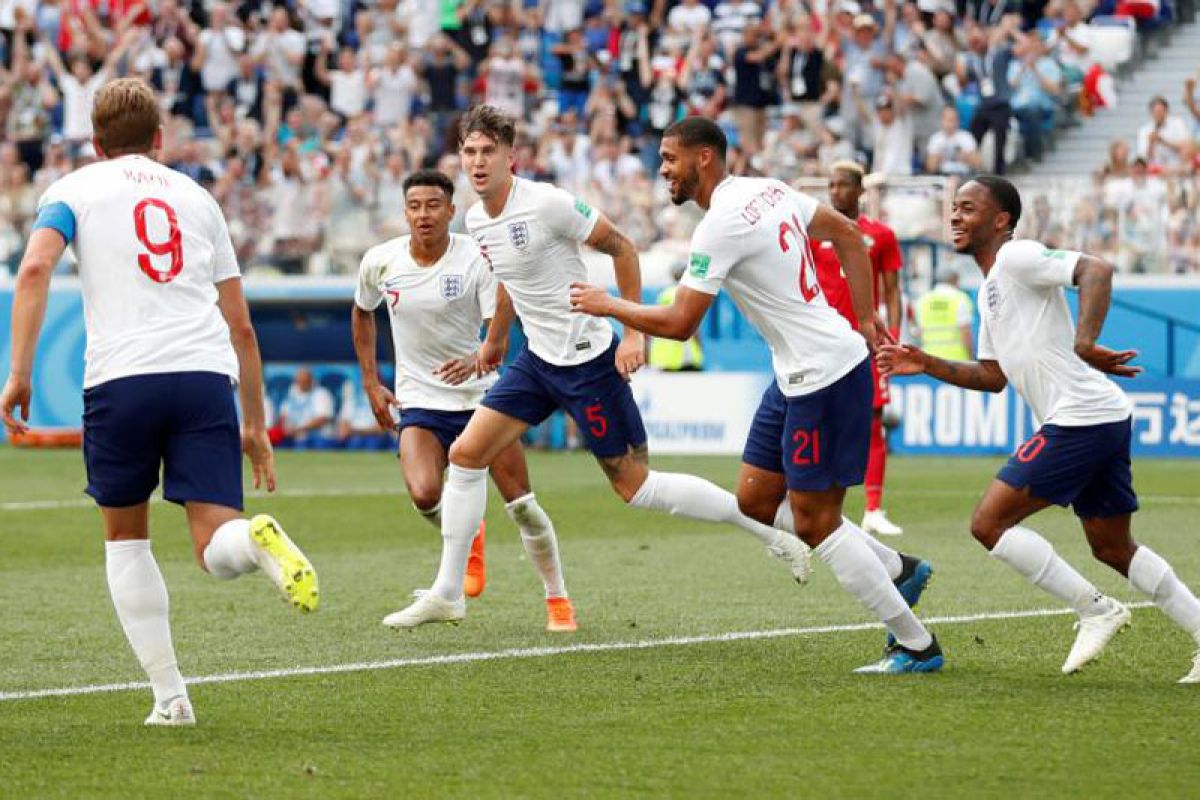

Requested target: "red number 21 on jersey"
[
  {"left": 778, "top": 214, "right": 820, "bottom": 302},
  {"left": 133, "top": 198, "right": 184, "bottom": 284}
]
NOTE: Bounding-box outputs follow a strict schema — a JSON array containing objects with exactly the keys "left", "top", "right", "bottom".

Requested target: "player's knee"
[
  {"left": 1089, "top": 539, "right": 1136, "bottom": 573},
  {"left": 736, "top": 493, "right": 775, "bottom": 526},
  {"left": 409, "top": 485, "right": 443, "bottom": 514},
  {"left": 969, "top": 510, "right": 1004, "bottom": 550},
  {"left": 613, "top": 476, "right": 642, "bottom": 504},
  {"left": 448, "top": 438, "right": 487, "bottom": 470}
]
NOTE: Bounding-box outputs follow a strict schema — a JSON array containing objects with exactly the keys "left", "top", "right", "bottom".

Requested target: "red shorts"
[{"left": 871, "top": 359, "right": 890, "bottom": 411}]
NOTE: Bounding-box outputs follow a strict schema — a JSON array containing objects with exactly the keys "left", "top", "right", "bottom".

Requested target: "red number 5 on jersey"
[
  {"left": 133, "top": 198, "right": 183, "bottom": 284},
  {"left": 778, "top": 214, "right": 820, "bottom": 302}
]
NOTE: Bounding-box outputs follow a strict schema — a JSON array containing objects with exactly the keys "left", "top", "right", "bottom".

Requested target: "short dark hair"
[
  {"left": 1149, "top": 95, "right": 1169, "bottom": 111},
  {"left": 662, "top": 116, "right": 727, "bottom": 163},
  {"left": 971, "top": 175, "right": 1022, "bottom": 231},
  {"left": 459, "top": 104, "right": 517, "bottom": 148},
  {"left": 403, "top": 169, "right": 455, "bottom": 200}
]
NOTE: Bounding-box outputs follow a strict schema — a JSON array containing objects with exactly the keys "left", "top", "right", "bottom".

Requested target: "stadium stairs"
[{"left": 1030, "top": 9, "right": 1199, "bottom": 174}]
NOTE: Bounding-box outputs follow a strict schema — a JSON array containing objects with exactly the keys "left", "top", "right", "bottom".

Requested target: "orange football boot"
[
  {"left": 545, "top": 596, "right": 578, "bottom": 632},
  {"left": 463, "top": 521, "right": 486, "bottom": 598}
]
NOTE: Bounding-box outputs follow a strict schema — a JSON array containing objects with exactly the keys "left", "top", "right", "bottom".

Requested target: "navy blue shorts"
[
  {"left": 742, "top": 358, "right": 872, "bottom": 492},
  {"left": 82, "top": 371, "right": 243, "bottom": 509},
  {"left": 397, "top": 408, "right": 475, "bottom": 453},
  {"left": 997, "top": 417, "right": 1138, "bottom": 519},
  {"left": 481, "top": 340, "right": 646, "bottom": 459}
]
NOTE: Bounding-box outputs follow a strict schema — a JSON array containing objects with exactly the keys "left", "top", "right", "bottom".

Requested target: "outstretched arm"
[
  {"left": 877, "top": 343, "right": 1009, "bottom": 392},
  {"left": 1072, "top": 254, "right": 1141, "bottom": 377},
  {"left": 570, "top": 282, "right": 714, "bottom": 342}
]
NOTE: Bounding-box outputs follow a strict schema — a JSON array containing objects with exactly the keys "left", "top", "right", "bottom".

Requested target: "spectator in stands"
[
  {"left": 885, "top": 45, "right": 943, "bottom": 160},
  {"left": 1137, "top": 96, "right": 1192, "bottom": 173},
  {"left": 778, "top": 18, "right": 834, "bottom": 135},
  {"left": 279, "top": 368, "right": 336, "bottom": 448},
  {"left": 925, "top": 105, "right": 981, "bottom": 175},
  {"left": 251, "top": 7, "right": 306, "bottom": 108},
  {"left": 913, "top": 270, "right": 973, "bottom": 361},
  {"left": 41, "top": 28, "right": 132, "bottom": 148},
  {"left": 762, "top": 104, "right": 820, "bottom": 177},
  {"left": 713, "top": 0, "right": 763, "bottom": 57},
  {"left": 584, "top": 75, "right": 638, "bottom": 141},
  {"left": 324, "top": 145, "right": 374, "bottom": 274},
  {"left": 552, "top": 27, "right": 593, "bottom": 117},
  {"left": 818, "top": 117, "right": 856, "bottom": 170},
  {"left": 679, "top": 30, "right": 727, "bottom": 118},
  {"left": 315, "top": 41, "right": 367, "bottom": 121},
  {"left": 1007, "top": 33, "right": 1062, "bottom": 162},
  {"left": 668, "top": 0, "right": 713, "bottom": 37},
  {"left": 5, "top": 21, "right": 57, "bottom": 173},
  {"left": 958, "top": 17, "right": 1016, "bottom": 173},
  {"left": 266, "top": 144, "right": 320, "bottom": 274},
  {"left": 840, "top": 14, "right": 887, "bottom": 149},
  {"left": 194, "top": 3, "right": 245, "bottom": 103},
  {"left": 862, "top": 91, "right": 915, "bottom": 176},
  {"left": 920, "top": 1, "right": 964, "bottom": 78},
  {"left": 1098, "top": 136, "right": 1132, "bottom": 180},
  {"left": 731, "top": 21, "right": 781, "bottom": 156},
  {"left": 1048, "top": 0, "right": 1092, "bottom": 85}
]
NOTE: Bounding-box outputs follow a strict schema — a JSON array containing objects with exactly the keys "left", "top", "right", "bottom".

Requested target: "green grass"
[{"left": 1, "top": 447, "right": 1198, "bottom": 798}]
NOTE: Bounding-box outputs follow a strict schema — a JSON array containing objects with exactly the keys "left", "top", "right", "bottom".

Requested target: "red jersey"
[{"left": 810, "top": 215, "right": 902, "bottom": 327}]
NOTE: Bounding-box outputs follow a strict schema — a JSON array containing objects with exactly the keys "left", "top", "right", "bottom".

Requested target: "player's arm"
[
  {"left": 1071, "top": 254, "right": 1141, "bottom": 377},
  {"left": 215, "top": 277, "right": 276, "bottom": 491},
  {"left": 351, "top": 304, "right": 401, "bottom": 429},
  {"left": 877, "top": 343, "right": 1009, "bottom": 393},
  {"left": 807, "top": 204, "right": 881, "bottom": 349},
  {"left": 0, "top": 229, "right": 65, "bottom": 436},
  {"left": 585, "top": 215, "right": 647, "bottom": 378},
  {"left": 478, "top": 282, "right": 514, "bottom": 374},
  {"left": 571, "top": 281, "right": 715, "bottom": 342},
  {"left": 879, "top": 227, "right": 904, "bottom": 336}
]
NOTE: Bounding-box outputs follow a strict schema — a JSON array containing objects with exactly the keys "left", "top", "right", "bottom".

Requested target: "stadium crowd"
[{"left": 0, "top": 0, "right": 1196, "bottom": 274}]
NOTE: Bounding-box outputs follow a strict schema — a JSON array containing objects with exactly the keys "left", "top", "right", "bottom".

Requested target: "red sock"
[{"left": 865, "top": 415, "right": 886, "bottom": 511}]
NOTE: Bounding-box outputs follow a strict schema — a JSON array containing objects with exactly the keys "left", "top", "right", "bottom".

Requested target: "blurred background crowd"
[{"left": 0, "top": 0, "right": 1198, "bottom": 275}]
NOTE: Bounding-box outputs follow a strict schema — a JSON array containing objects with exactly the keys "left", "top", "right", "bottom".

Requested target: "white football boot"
[
  {"left": 144, "top": 695, "right": 196, "bottom": 727},
  {"left": 861, "top": 509, "right": 903, "bottom": 537},
  {"left": 1062, "top": 599, "right": 1131, "bottom": 674},
  {"left": 383, "top": 591, "right": 466, "bottom": 629},
  {"left": 766, "top": 532, "right": 812, "bottom": 585}
]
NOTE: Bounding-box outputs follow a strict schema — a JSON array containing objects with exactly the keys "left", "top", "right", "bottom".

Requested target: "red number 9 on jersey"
[{"left": 133, "top": 198, "right": 183, "bottom": 284}]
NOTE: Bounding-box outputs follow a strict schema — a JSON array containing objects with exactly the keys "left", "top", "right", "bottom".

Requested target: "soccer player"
[
  {"left": 878, "top": 176, "right": 1200, "bottom": 682},
  {"left": 812, "top": 161, "right": 904, "bottom": 536},
  {"left": 352, "top": 168, "right": 577, "bottom": 632},
  {"left": 384, "top": 105, "right": 811, "bottom": 629},
  {"left": 0, "top": 78, "right": 319, "bottom": 726},
  {"left": 571, "top": 117, "right": 941, "bottom": 674}
]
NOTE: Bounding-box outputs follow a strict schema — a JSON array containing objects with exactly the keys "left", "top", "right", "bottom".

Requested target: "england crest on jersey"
[
  {"left": 507, "top": 221, "right": 530, "bottom": 251},
  {"left": 440, "top": 273, "right": 465, "bottom": 300}
]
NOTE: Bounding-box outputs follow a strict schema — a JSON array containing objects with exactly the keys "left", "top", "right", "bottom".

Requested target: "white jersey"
[
  {"left": 977, "top": 240, "right": 1132, "bottom": 427},
  {"left": 354, "top": 233, "right": 498, "bottom": 412},
  {"left": 36, "top": 154, "right": 239, "bottom": 390},
  {"left": 681, "top": 176, "right": 867, "bottom": 396},
  {"left": 465, "top": 177, "right": 611, "bottom": 366}
]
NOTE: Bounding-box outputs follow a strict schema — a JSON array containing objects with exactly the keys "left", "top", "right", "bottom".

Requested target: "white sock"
[
  {"left": 775, "top": 503, "right": 903, "bottom": 579},
  {"left": 105, "top": 540, "right": 188, "bottom": 707},
  {"left": 1128, "top": 546, "right": 1200, "bottom": 645},
  {"left": 507, "top": 493, "right": 568, "bottom": 599},
  {"left": 814, "top": 521, "right": 933, "bottom": 651},
  {"left": 629, "top": 470, "right": 778, "bottom": 547},
  {"left": 991, "top": 526, "right": 1107, "bottom": 617},
  {"left": 416, "top": 501, "right": 442, "bottom": 530},
  {"left": 202, "top": 519, "right": 260, "bottom": 579},
  {"left": 429, "top": 465, "right": 488, "bottom": 602}
]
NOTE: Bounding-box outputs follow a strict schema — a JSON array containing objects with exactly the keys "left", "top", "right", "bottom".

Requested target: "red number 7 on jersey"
[{"left": 134, "top": 198, "right": 184, "bottom": 284}]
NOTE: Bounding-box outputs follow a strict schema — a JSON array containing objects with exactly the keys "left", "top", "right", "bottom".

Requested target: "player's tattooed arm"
[
  {"left": 1072, "top": 255, "right": 1141, "bottom": 378},
  {"left": 877, "top": 342, "right": 1008, "bottom": 392}
]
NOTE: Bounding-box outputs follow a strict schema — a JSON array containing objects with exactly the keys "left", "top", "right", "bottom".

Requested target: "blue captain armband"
[{"left": 31, "top": 201, "right": 76, "bottom": 245}]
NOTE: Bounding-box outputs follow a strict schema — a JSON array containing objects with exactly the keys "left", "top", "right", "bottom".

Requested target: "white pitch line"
[
  {"left": 3, "top": 488, "right": 1198, "bottom": 513},
  {"left": 0, "top": 602, "right": 1155, "bottom": 703}
]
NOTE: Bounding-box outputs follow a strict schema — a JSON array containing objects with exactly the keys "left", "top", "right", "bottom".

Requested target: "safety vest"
[
  {"left": 648, "top": 286, "right": 704, "bottom": 370},
  {"left": 915, "top": 285, "right": 972, "bottom": 361}
]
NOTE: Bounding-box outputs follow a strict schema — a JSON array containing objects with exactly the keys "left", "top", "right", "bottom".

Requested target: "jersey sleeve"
[
  {"left": 875, "top": 225, "right": 903, "bottom": 273},
  {"left": 540, "top": 185, "right": 600, "bottom": 243},
  {"left": 354, "top": 250, "right": 384, "bottom": 311},
  {"left": 475, "top": 255, "right": 498, "bottom": 320},
  {"left": 786, "top": 186, "right": 821, "bottom": 226},
  {"left": 1001, "top": 240, "right": 1080, "bottom": 289},
  {"left": 679, "top": 218, "right": 739, "bottom": 296},
  {"left": 32, "top": 180, "right": 77, "bottom": 245},
  {"left": 977, "top": 317, "right": 995, "bottom": 360}
]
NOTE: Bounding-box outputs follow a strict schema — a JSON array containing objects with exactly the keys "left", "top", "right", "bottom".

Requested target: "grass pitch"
[{"left": 1, "top": 447, "right": 1198, "bottom": 798}]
